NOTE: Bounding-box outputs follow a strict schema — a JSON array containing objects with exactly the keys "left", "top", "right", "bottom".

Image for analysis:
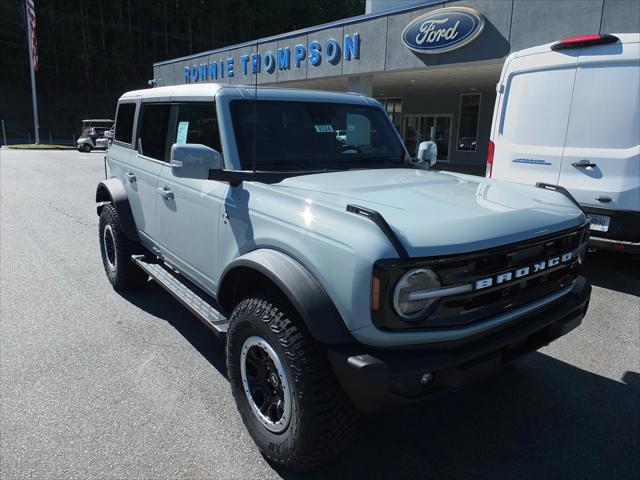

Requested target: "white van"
[{"left": 487, "top": 33, "right": 640, "bottom": 254}]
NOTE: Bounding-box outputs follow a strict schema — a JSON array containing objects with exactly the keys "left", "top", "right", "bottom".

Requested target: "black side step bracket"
[
  {"left": 346, "top": 204, "right": 409, "bottom": 259},
  {"left": 131, "top": 255, "right": 229, "bottom": 335}
]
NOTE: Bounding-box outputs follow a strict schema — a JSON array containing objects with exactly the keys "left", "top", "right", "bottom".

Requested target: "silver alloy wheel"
[
  {"left": 103, "top": 224, "right": 117, "bottom": 271},
  {"left": 240, "top": 336, "right": 292, "bottom": 433}
]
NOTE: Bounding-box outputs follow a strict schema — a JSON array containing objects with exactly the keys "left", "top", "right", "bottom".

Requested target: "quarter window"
[
  {"left": 114, "top": 103, "right": 136, "bottom": 144},
  {"left": 138, "top": 104, "right": 171, "bottom": 161}
]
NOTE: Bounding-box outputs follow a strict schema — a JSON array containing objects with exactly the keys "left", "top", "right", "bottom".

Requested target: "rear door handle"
[
  {"left": 571, "top": 161, "right": 597, "bottom": 168},
  {"left": 157, "top": 186, "right": 174, "bottom": 200},
  {"left": 125, "top": 172, "right": 136, "bottom": 183}
]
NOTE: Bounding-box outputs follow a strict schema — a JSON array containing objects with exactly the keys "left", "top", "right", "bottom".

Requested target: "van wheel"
[
  {"left": 82, "top": 144, "right": 92, "bottom": 152},
  {"left": 226, "top": 295, "right": 359, "bottom": 472},
  {"left": 98, "top": 205, "right": 147, "bottom": 291}
]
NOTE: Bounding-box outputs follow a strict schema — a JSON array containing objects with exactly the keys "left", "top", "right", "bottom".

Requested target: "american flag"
[{"left": 26, "top": 0, "right": 38, "bottom": 72}]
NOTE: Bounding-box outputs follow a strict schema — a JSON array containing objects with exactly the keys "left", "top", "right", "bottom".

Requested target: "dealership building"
[{"left": 152, "top": 0, "right": 639, "bottom": 174}]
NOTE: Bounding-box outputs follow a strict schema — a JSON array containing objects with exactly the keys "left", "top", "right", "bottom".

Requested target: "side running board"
[{"left": 131, "top": 255, "right": 229, "bottom": 335}]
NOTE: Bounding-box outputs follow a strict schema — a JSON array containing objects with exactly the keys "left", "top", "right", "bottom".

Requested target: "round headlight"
[{"left": 393, "top": 268, "right": 441, "bottom": 320}]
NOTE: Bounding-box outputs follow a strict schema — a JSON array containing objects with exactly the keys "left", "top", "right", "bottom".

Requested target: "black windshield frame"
[{"left": 229, "top": 99, "right": 406, "bottom": 172}]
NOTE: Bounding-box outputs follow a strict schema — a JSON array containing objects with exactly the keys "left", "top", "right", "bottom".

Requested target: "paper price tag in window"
[
  {"left": 314, "top": 124, "right": 334, "bottom": 133},
  {"left": 177, "top": 121, "right": 189, "bottom": 144}
]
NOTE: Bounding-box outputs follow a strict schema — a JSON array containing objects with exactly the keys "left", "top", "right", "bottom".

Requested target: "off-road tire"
[
  {"left": 226, "top": 295, "right": 359, "bottom": 472},
  {"left": 98, "top": 204, "right": 147, "bottom": 291},
  {"left": 82, "top": 143, "right": 92, "bottom": 152}
]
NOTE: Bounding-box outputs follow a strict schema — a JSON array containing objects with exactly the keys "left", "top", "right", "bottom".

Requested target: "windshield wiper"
[
  {"left": 250, "top": 161, "right": 332, "bottom": 172},
  {"left": 337, "top": 156, "right": 402, "bottom": 167}
]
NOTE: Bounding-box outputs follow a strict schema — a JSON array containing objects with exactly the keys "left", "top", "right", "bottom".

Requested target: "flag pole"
[{"left": 26, "top": 1, "right": 39, "bottom": 144}]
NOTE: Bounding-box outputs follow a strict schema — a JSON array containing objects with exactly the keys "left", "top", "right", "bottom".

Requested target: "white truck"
[{"left": 487, "top": 33, "right": 640, "bottom": 254}]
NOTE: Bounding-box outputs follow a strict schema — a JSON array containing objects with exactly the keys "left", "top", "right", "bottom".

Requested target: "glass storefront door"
[{"left": 403, "top": 115, "right": 452, "bottom": 161}]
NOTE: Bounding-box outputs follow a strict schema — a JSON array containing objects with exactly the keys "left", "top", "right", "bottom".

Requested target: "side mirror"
[
  {"left": 417, "top": 141, "right": 438, "bottom": 168},
  {"left": 170, "top": 143, "right": 223, "bottom": 179}
]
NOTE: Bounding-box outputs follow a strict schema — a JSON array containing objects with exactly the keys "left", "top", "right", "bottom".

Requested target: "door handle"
[
  {"left": 571, "top": 161, "right": 597, "bottom": 168},
  {"left": 157, "top": 186, "right": 174, "bottom": 200},
  {"left": 125, "top": 172, "right": 136, "bottom": 183}
]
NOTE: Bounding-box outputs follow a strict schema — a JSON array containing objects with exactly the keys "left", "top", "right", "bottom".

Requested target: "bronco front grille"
[{"left": 372, "top": 224, "right": 589, "bottom": 331}]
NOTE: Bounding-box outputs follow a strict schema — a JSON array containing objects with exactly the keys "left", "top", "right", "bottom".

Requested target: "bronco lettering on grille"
[{"left": 475, "top": 252, "right": 573, "bottom": 290}]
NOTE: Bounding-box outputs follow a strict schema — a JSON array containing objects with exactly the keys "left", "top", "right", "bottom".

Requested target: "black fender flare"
[
  {"left": 218, "top": 249, "right": 354, "bottom": 345},
  {"left": 95, "top": 178, "right": 139, "bottom": 242}
]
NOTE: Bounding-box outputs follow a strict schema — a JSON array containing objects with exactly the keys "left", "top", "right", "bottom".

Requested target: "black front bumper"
[{"left": 328, "top": 277, "right": 591, "bottom": 413}]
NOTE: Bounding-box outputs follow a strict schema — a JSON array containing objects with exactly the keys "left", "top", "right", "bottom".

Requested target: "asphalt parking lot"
[{"left": 1, "top": 148, "right": 638, "bottom": 479}]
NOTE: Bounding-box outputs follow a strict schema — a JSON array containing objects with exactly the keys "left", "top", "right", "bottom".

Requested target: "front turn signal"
[{"left": 371, "top": 276, "right": 381, "bottom": 311}]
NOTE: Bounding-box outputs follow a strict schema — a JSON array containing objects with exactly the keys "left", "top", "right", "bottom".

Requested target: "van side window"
[
  {"left": 172, "top": 103, "right": 222, "bottom": 153},
  {"left": 138, "top": 104, "right": 171, "bottom": 161},
  {"left": 114, "top": 103, "right": 136, "bottom": 144},
  {"left": 566, "top": 63, "right": 640, "bottom": 149},
  {"left": 502, "top": 68, "right": 575, "bottom": 147}
]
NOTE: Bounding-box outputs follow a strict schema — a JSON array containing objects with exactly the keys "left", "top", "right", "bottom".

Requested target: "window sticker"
[
  {"left": 314, "top": 124, "right": 334, "bottom": 133},
  {"left": 177, "top": 121, "right": 189, "bottom": 144}
]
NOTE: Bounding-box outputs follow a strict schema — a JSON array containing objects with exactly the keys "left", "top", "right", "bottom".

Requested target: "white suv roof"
[{"left": 119, "top": 83, "right": 373, "bottom": 105}]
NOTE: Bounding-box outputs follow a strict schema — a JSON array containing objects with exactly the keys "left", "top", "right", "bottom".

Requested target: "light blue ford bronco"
[{"left": 96, "top": 84, "right": 591, "bottom": 471}]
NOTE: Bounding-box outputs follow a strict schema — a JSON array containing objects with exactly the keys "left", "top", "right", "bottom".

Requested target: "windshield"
[
  {"left": 81, "top": 121, "right": 113, "bottom": 136},
  {"left": 230, "top": 100, "right": 406, "bottom": 172},
  {"left": 82, "top": 121, "right": 113, "bottom": 128}
]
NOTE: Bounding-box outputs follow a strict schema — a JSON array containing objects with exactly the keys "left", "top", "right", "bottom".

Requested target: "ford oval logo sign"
[{"left": 401, "top": 6, "right": 485, "bottom": 54}]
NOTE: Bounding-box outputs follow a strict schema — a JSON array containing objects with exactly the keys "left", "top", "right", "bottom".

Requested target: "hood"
[{"left": 277, "top": 168, "right": 585, "bottom": 257}]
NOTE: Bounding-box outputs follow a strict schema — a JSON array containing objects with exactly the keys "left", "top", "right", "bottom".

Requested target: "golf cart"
[{"left": 77, "top": 119, "right": 113, "bottom": 152}]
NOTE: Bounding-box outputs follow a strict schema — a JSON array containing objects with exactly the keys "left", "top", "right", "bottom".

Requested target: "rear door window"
[
  {"left": 114, "top": 103, "right": 136, "bottom": 144},
  {"left": 501, "top": 68, "right": 575, "bottom": 147},
  {"left": 138, "top": 104, "right": 171, "bottom": 161},
  {"left": 565, "top": 63, "right": 640, "bottom": 149}
]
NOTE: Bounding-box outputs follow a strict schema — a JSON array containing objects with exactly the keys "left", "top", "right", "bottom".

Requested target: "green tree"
[{"left": 0, "top": 0, "right": 364, "bottom": 142}]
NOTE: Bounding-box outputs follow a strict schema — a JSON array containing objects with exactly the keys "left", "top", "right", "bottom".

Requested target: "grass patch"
[{"left": 3, "top": 144, "right": 75, "bottom": 150}]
